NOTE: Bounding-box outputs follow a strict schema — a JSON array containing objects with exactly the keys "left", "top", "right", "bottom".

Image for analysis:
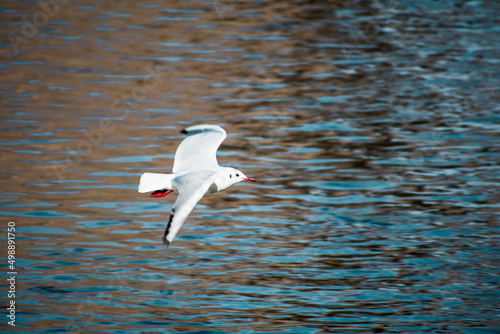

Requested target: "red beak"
[{"left": 243, "top": 177, "right": 257, "bottom": 182}]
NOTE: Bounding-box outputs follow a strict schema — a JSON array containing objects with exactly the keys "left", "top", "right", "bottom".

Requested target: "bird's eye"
[
  {"left": 236, "top": 173, "right": 240, "bottom": 177},
  {"left": 229, "top": 174, "right": 232, "bottom": 178}
]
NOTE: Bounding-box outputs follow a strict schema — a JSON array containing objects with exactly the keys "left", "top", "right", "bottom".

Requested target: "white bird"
[{"left": 138, "top": 124, "right": 256, "bottom": 246}]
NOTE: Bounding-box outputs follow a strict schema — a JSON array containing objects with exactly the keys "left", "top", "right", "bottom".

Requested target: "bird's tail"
[{"left": 138, "top": 173, "right": 175, "bottom": 193}]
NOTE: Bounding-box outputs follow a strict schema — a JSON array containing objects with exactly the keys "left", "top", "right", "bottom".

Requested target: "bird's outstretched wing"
[
  {"left": 163, "top": 171, "right": 217, "bottom": 245},
  {"left": 172, "top": 124, "right": 227, "bottom": 174}
]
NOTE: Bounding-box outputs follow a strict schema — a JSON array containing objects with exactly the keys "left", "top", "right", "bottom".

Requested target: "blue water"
[{"left": 1, "top": 1, "right": 499, "bottom": 333}]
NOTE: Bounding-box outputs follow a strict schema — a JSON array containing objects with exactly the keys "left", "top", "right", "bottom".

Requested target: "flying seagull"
[{"left": 138, "top": 124, "right": 256, "bottom": 245}]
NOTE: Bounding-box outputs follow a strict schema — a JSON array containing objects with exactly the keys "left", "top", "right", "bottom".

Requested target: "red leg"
[{"left": 150, "top": 190, "right": 173, "bottom": 198}]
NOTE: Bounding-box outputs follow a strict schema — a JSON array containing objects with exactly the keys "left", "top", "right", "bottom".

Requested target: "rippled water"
[{"left": 1, "top": 1, "right": 499, "bottom": 333}]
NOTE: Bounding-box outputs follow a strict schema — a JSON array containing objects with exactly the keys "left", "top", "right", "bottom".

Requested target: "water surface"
[{"left": 1, "top": 0, "right": 499, "bottom": 333}]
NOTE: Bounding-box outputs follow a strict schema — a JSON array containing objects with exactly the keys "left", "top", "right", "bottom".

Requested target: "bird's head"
[
  {"left": 217, "top": 167, "right": 256, "bottom": 191},
  {"left": 229, "top": 168, "right": 256, "bottom": 184}
]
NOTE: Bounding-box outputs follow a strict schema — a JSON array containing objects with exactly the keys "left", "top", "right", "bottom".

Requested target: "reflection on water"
[{"left": 1, "top": 0, "right": 499, "bottom": 333}]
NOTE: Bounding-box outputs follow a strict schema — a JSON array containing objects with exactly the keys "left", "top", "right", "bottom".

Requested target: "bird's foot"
[{"left": 150, "top": 189, "right": 173, "bottom": 198}]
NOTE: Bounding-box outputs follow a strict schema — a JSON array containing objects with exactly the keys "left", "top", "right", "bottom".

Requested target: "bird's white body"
[
  {"left": 138, "top": 166, "right": 244, "bottom": 195},
  {"left": 138, "top": 124, "right": 255, "bottom": 245}
]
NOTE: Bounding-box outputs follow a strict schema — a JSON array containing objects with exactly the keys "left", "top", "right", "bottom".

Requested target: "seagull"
[{"left": 138, "top": 124, "right": 256, "bottom": 246}]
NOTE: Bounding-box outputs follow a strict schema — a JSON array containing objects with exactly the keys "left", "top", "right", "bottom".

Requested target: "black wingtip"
[
  {"left": 180, "top": 129, "right": 188, "bottom": 134},
  {"left": 162, "top": 211, "right": 174, "bottom": 247},
  {"left": 162, "top": 230, "right": 171, "bottom": 247}
]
